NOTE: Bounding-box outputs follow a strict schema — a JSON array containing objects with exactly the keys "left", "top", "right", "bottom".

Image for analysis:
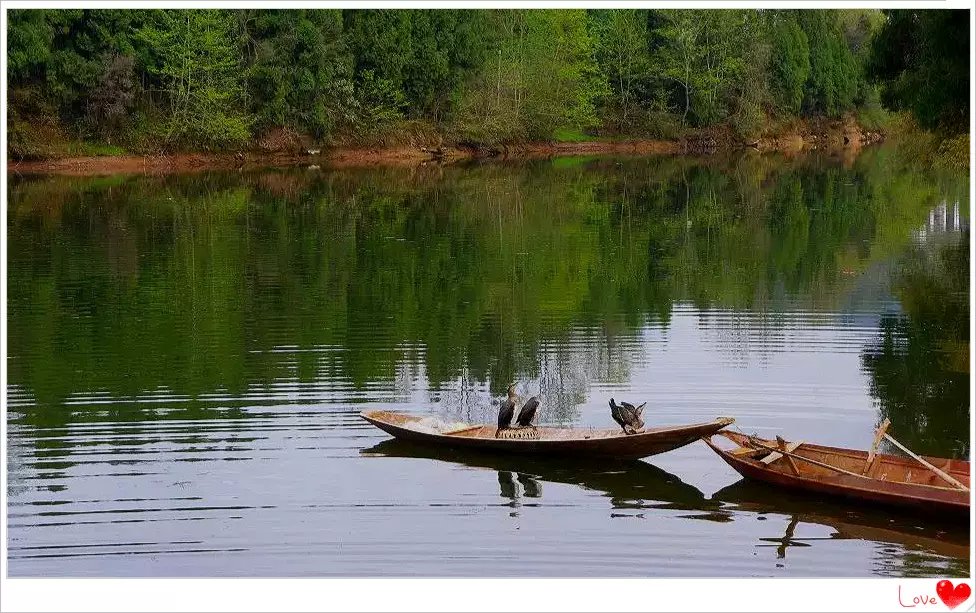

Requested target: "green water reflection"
[{"left": 7, "top": 147, "right": 970, "bottom": 456}]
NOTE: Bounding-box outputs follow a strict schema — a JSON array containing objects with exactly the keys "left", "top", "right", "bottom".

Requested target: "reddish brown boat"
[
  {"left": 361, "top": 410, "right": 734, "bottom": 460},
  {"left": 704, "top": 431, "right": 971, "bottom": 517}
]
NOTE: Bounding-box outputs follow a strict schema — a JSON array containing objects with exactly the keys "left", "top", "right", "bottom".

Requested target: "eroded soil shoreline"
[{"left": 7, "top": 118, "right": 883, "bottom": 176}]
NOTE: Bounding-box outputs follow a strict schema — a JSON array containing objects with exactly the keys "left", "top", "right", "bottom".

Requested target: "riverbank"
[{"left": 7, "top": 116, "right": 883, "bottom": 176}]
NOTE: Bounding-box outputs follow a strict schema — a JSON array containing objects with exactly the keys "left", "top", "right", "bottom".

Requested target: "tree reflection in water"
[{"left": 862, "top": 229, "right": 969, "bottom": 459}]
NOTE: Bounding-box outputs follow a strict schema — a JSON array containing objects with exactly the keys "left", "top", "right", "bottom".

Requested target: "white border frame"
[{"left": 1, "top": 2, "right": 973, "bottom": 612}]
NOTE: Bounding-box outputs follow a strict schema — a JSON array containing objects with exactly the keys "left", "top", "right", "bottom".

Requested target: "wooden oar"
[
  {"left": 751, "top": 437, "right": 971, "bottom": 492},
  {"left": 776, "top": 436, "right": 800, "bottom": 475},
  {"left": 442, "top": 424, "right": 482, "bottom": 436},
  {"left": 749, "top": 439, "right": 867, "bottom": 479},
  {"left": 862, "top": 418, "right": 890, "bottom": 475},
  {"left": 882, "top": 433, "right": 970, "bottom": 492}
]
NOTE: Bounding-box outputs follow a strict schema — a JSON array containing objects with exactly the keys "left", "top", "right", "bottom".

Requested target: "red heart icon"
[{"left": 937, "top": 581, "right": 972, "bottom": 610}]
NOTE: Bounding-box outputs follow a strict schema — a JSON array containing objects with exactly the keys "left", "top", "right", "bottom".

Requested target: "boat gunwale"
[
  {"left": 360, "top": 409, "right": 735, "bottom": 443},
  {"left": 710, "top": 430, "right": 969, "bottom": 479}
]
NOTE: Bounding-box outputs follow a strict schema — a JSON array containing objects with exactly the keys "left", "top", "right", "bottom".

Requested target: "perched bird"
[
  {"left": 620, "top": 400, "right": 646, "bottom": 425},
  {"left": 609, "top": 398, "right": 646, "bottom": 435},
  {"left": 516, "top": 395, "right": 540, "bottom": 428},
  {"left": 496, "top": 384, "right": 519, "bottom": 437},
  {"left": 609, "top": 398, "right": 628, "bottom": 433},
  {"left": 621, "top": 400, "right": 647, "bottom": 433}
]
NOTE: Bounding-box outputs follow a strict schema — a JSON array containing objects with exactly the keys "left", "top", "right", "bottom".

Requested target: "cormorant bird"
[
  {"left": 609, "top": 398, "right": 646, "bottom": 435},
  {"left": 496, "top": 384, "right": 519, "bottom": 437},
  {"left": 516, "top": 395, "right": 540, "bottom": 428},
  {"left": 620, "top": 400, "right": 646, "bottom": 423},
  {"left": 609, "top": 398, "right": 628, "bottom": 433}
]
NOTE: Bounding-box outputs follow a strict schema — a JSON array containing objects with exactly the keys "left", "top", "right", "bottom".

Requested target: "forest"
[{"left": 6, "top": 9, "right": 970, "bottom": 159}]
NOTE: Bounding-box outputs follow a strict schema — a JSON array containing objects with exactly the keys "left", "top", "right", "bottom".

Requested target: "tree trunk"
[{"left": 682, "top": 66, "right": 690, "bottom": 125}]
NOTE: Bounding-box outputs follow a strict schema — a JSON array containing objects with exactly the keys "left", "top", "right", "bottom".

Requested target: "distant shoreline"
[{"left": 7, "top": 117, "right": 882, "bottom": 177}]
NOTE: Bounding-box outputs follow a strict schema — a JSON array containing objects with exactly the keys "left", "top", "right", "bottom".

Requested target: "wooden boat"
[
  {"left": 361, "top": 410, "right": 734, "bottom": 460},
  {"left": 704, "top": 430, "right": 970, "bottom": 517}
]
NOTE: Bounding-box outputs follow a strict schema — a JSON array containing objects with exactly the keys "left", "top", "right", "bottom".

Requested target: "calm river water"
[{"left": 6, "top": 146, "right": 970, "bottom": 577}]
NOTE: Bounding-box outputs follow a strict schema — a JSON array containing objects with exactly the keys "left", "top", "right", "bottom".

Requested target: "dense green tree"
[
  {"left": 343, "top": 10, "right": 413, "bottom": 90},
  {"left": 7, "top": 9, "right": 58, "bottom": 80},
  {"left": 8, "top": 8, "right": 955, "bottom": 155},
  {"left": 453, "top": 10, "right": 606, "bottom": 142},
  {"left": 135, "top": 9, "right": 252, "bottom": 148},
  {"left": 86, "top": 53, "right": 137, "bottom": 140},
  {"left": 693, "top": 11, "right": 748, "bottom": 125},
  {"left": 243, "top": 10, "right": 354, "bottom": 140},
  {"left": 645, "top": 10, "right": 758, "bottom": 127},
  {"left": 401, "top": 11, "right": 492, "bottom": 121},
  {"left": 343, "top": 10, "right": 492, "bottom": 123},
  {"left": 770, "top": 13, "right": 811, "bottom": 115},
  {"left": 8, "top": 10, "right": 139, "bottom": 123},
  {"left": 797, "top": 11, "right": 860, "bottom": 116},
  {"left": 868, "top": 10, "right": 970, "bottom": 133},
  {"left": 518, "top": 10, "right": 607, "bottom": 137},
  {"left": 590, "top": 9, "right": 649, "bottom": 126},
  {"left": 654, "top": 10, "right": 702, "bottom": 125}
]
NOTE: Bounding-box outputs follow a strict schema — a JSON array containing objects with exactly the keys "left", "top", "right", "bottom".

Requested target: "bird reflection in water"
[
  {"left": 497, "top": 470, "right": 542, "bottom": 517},
  {"left": 518, "top": 472, "right": 542, "bottom": 498},
  {"left": 361, "top": 438, "right": 717, "bottom": 519},
  {"left": 498, "top": 470, "right": 518, "bottom": 505}
]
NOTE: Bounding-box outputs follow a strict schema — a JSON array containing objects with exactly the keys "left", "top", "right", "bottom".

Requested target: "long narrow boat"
[
  {"left": 704, "top": 431, "right": 970, "bottom": 517},
  {"left": 361, "top": 410, "right": 734, "bottom": 460}
]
